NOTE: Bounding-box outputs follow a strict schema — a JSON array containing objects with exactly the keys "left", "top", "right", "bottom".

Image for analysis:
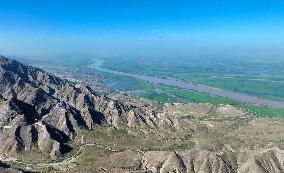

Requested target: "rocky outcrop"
[
  {"left": 0, "top": 99, "right": 71, "bottom": 158},
  {"left": 0, "top": 56, "right": 110, "bottom": 157},
  {"left": 143, "top": 148, "right": 284, "bottom": 173},
  {"left": 237, "top": 148, "right": 284, "bottom": 173},
  {"left": 142, "top": 150, "right": 235, "bottom": 173},
  {"left": 97, "top": 148, "right": 284, "bottom": 173}
]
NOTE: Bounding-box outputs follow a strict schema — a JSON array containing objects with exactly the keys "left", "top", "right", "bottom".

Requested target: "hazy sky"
[{"left": 0, "top": 0, "right": 284, "bottom": 60}]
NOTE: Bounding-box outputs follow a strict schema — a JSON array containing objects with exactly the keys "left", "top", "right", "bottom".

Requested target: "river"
[{"left": 89, "top": 60, "right": 284, "bottom": 109}]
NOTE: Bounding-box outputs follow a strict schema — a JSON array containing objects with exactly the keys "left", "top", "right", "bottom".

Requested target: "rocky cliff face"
[{"left": 0, "top": 56, "right": 98, "bottom": 158}]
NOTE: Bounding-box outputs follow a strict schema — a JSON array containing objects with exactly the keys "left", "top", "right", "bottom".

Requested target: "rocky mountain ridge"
[{"left": 0, "top": 56, "right": 174, "bottom": 158}]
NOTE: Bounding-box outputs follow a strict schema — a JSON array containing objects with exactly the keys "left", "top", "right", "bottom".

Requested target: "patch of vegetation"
[
  {"left": 16, "top": 149, "right": 51, "bottom": 164},
  {"left": 139, "top": 91, "right": 179, "bottom": 105},
  {"left": 155, "top": 85, "right": 284, "bottom": 119},
  {"left": 94, "top": 63, "right": 284, "bottom": 119},
  {"left": 81, "top": 126, "right": 194, "bottom": 152},
  {"left": 176, "top": 114, "right": 195, "bottom": 120},
  {"left": 68, "top": 126, "right": 194, "bottom": 172},
  {"left": 100, "top": 57, "right": 284, "bottom": 102}
]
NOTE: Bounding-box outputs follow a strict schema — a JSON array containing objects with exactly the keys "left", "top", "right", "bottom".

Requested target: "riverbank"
[{"left": 89, "top": 60, "right": 284, "bottom": 109}]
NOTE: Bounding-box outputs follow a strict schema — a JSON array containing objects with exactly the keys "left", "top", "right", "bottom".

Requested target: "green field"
[
  {"left": 92, "top": 68, "right": 284, "bottom": 119},
  {"left": 100, "top": 57, "right": 284, "bottom": 102},
  {"left": 140, "top": 85, "right": 284, "bottom": 119}
]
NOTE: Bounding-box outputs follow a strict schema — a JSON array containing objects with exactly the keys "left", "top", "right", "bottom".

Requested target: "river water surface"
[{"left": 90, "top": 61, "right": 284, "bottom": 109}]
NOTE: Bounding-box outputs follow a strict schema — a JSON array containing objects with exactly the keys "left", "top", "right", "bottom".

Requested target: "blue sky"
[{"left": 0, "top": 0, "right": 284, "bottom": 60}]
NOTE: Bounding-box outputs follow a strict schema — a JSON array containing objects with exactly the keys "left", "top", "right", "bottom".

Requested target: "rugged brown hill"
[
  {"left": 0, "top": 56, "right": 173, "bottom": 158},
  {"left": 0, "top": 56, "right": 99, "bottom": 158}
]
